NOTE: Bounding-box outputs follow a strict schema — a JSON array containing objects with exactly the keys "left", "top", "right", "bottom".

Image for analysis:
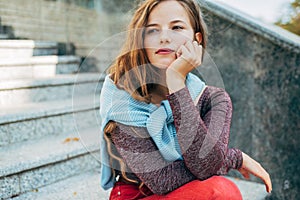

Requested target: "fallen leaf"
[
  {"left": 63, "top": 138, "right": 72, "bottom": 143},
  {"left": 63, "top": 137, "right": 80, "bottom": 143}
]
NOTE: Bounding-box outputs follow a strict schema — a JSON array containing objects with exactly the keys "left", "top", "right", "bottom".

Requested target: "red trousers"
[{"left": 109, "top": 176, "right": 242, "bottom": 200}]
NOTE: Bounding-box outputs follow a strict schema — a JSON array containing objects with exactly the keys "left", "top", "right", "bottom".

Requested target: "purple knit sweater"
[{"left": 110, "top": 86, "right": 243, "bottom": 195}]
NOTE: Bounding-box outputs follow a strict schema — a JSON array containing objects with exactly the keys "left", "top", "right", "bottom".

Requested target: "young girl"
[{"left": 100, "top": 0, "right": 272, "bottom": 199}]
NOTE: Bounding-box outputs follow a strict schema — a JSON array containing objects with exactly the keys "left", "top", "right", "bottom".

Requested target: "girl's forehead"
[{"left": 147, "top": 1, "right": 190, "bottom": 24}]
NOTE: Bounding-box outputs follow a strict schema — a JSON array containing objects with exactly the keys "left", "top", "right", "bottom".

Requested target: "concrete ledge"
[
  {"left": 0, "top": 40, "right": 57, "bottom": 48},
  {"left": 0, "top": 40, "right": 59, "bottom": 58},
  {"left": 0, "top": 126, "right": 100, "bottom": 177},
  {"left": 0, "top": 127, "right": 101, "bottom": 199},
  {"left": 9, "top": 169, "right": 110, "bottom": 200},
  {"left": 0, "top": 55, "right": 81, "bottom": 80},
  {"left": 0, "top": 73, "right": 103, "bottom": 90},
  {"left": 2, "top": 154, "right": 100, "bottom": 200},
  {"left": 0, "top": 96, "right": 101, "bottom": 146},
  {"left": 0, "top": 55, "right": 80, "bottom": 66},
  {"left": 201, "top": 0, "right": 300, "bottom": 53},
  {"left": 0, "top": 33, "right": 9, "bottom": 39},
  {"left": 0, "top": 73, "right": 104, "bottom": 106},
  {"left": 198, "top": 1, "right": 300, "bottom": 198},
  {"left": 227, "top": 176, "right": 270, "bottom": 200},
  {"left": 9, "top": 171, "right": 269, "bottom": 200},
  {"left": 0, "top": 95, "right": 100, "bottom": 125}
]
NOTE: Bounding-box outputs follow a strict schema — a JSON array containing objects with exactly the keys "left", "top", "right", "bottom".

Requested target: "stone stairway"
[
  {"left": 0, "top": 39, "right": 105, "bottom": 199},
  {"left": 0, "top": 39, "right": 270, "bottom": 200}
]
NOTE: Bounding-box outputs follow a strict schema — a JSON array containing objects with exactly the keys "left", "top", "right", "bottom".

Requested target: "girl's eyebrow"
[
  {"left": 146, "top": 19, "right": 187, "bottom": 27},
  {"left": 145, "top": 23, "right": 158, "bottom": 28},
  {"left": 170, "top": 19, "right": 187, "bottom": 25}
]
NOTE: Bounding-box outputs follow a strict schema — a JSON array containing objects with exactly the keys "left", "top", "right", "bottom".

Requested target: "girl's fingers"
[
  {"left": 177, "top": 41, "right": 202, "bottom": 66},
  {"left": 178, "top": 45, "right": 190, "bottom": 63},
  {"left": 192, "top": 41, "right": 201, "bottom": 53},
  {"left": 194, "top": 41, "right": 202, "bottom": 56},
  {"left": 183, "top": 40, "right": 194, "bottom": 53},
  {"left": 261, "top": 170, "right": 272, "bottom": 193},
  {"left": 176, "top": 45, "right": 183, "bottom": 58},
  {"left": 266, "top": 178, "right": 272, "bottom": 193},
  {"left": 241, "top": 153, "right": 272, "bottom": 193},
  {"left": 262, "top": 173, "right": 272, "bottom": 193},
  {"left": 256, "top": 169, "right": 272, "bottom": 193}
]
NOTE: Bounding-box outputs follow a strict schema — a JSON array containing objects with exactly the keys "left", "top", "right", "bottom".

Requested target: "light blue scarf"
[{"left": 99, "top": 73, "right": 205, "bottom": 190}]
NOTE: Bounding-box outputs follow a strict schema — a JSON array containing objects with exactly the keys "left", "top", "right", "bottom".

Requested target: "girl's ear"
[{"left": 195, "top": 32, "right": 202, "bottom": 44}]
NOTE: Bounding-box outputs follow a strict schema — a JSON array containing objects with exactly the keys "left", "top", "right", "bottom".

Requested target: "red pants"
[{"left": 109, "top": 176, "right": 242, "bottom": 200}]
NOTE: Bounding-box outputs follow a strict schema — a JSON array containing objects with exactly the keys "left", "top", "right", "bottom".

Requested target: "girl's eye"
[
  {"left": 146, "top": 28, "right": 159, "bottom": 35},
  {"left": 173, "top": 25, "right": 184, "bottom": 31}
]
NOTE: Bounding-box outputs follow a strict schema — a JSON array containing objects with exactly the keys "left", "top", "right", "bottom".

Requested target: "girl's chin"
[
  {"left": 153, "top": 64, "right": 169, "bottom": 69},
  {"left": 151, "top": 61, "right": 173, "bottom": 69},
  {"left": 149, "top": 56, "right": 175, "bottom": 67}
]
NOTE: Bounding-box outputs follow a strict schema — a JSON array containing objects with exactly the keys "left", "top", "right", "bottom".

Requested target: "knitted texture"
[
  {"left": 99, "top": 73, "right": 205, "bottom": 189},
  {"left": 111, "top": 86, "right": 243, "bottom": 194}
]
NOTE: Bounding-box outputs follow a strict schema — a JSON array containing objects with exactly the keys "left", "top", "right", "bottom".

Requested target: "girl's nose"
[{"left": 160, "top": 29, "right": 171, "bottom": 44}]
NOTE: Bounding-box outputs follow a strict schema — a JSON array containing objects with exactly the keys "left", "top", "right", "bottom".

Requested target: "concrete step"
[
  {"left": 0, "top": 95, "right": 101, "bottom": 147},
  {"left": 227, "top": 177, "right": 270, "bottom": 200},
  {"left": 0, "top": 40, "right": 58, "bottom": 58},
  {"left": 7, "top": 172, "right": 268, "bottom": 200},
  {"left": 0, "top": 33, "right": 10, "bottom": 39},
  {"left": 55, "top": 55, "right": 81, "bottom": 74},
  {"left": 0, "top": 127, "right": 101, "bottom": 200},
  {"left": 0, "top": 73, "right": 104, "bottom": 106},
  {"left": 9, "top": 169, "right": 110, "bottom": 200},
  {"left": 0, "top": 55, "right": 81, "bottom": 80}
]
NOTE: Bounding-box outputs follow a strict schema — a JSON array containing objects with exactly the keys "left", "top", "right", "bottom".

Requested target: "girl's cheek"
[
  {"left": 144, "top": 37, "right": 158, "bottom": 48},
  {"left": 175, "top": 32, "right": 193, "bottom": 43},
  {"left": 174, "top": 34, "right": 188, "bottom": 44}
]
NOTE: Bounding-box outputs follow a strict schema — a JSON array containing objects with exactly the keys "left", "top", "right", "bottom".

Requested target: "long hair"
[{"left": 104, "top": 0, "right": 208, "bottom": 194}]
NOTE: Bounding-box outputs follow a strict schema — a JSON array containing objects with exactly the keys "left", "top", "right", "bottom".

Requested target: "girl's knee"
[
  {"left": 207, "top": 176, "right": 242, "bottom": 200},
  {"left": 188, "top": 176, "right": 242, "bottom": 200}
]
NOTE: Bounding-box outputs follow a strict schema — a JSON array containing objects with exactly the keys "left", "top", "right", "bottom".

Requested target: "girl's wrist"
[{"left": 166, "top": 69, "right": 186, "bottom": 93}]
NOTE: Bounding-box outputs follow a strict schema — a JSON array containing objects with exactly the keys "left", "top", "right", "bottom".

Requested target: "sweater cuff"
[{"left": 228, "top": 148, "right": 243, "bottom": 169}]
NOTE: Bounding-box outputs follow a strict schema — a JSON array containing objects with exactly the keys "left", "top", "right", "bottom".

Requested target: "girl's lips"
[{"left": 155, "top": 48, "right": 174, "bottom": 55}]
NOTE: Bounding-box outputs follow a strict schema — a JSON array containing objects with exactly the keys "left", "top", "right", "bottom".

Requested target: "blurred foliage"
[{"left": 276, "top": 0, "right": 300, "bottom": 35}]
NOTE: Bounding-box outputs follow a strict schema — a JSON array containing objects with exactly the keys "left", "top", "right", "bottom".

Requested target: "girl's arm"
[
  {"left": 165, "top": 41, "right": 241, "bottom": 177},
  {"left": 168, "top": 85, "right": 272, "bottom": 193},
  {"left": 110, "top": 123, "right": 196, "bottom": 195},
  {"left": 167, "top": 85, "right": 242, "bottom": 179},
  {"left": 167, "top": 41, "right": 271, "bottom": 192}
]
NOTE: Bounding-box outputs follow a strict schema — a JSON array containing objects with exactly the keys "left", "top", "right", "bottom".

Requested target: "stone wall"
[{"left": 200, "top": 1, "right": 300, "bottom": 199}]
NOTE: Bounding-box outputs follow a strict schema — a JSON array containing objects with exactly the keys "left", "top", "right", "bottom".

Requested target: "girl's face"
[{"left": 144, "top": 0, "right": 196, "bottom": 69}]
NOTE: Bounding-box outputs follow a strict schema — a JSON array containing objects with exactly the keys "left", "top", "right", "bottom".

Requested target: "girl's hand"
[
  {"left": 169, "top": 41, "right": 203, "bottom": 77},
  {"left": 166, "top": 41, "right": 202, "bottom": 93},
  {"left": 238, "top": 152, "right": 272, "bottom": 193}
]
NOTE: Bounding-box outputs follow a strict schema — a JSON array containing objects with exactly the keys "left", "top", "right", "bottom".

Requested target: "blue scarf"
[{"left": 99, "top": 73, "right": 205, "bottom": 190}]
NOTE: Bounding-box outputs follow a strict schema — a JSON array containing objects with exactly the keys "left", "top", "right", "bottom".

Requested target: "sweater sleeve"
[
  {"left": 110, "top": 123, "right": 196, "bottom": 195},
  {"left": 167, "top": 86, "right": 243, "bottom": 180}
]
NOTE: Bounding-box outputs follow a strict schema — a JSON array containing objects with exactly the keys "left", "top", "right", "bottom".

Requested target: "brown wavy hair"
[{"left": 104, "top": 0, "right": 208, "bottom": 194}]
